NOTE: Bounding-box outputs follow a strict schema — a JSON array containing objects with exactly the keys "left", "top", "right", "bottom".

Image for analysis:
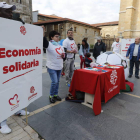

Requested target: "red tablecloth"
[{"left": 69, "top": 66, "right": 126, "bottom": 115}]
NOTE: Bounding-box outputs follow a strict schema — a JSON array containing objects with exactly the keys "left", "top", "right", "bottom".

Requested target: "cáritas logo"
[
  {"left": 28, "top": 86, "right": 37, "bottom": 101},
  {"left": 20, "top": 26, "right": 26, "bottom": 35},
  {"left": 9, "top": 94, "right": 19, "bottom": 106},
  {"left": 110, "top": 70, "right": 118, "bottom": 85},
  {"left": 9, "top": 94, "right": 20, "bottom": 111}
]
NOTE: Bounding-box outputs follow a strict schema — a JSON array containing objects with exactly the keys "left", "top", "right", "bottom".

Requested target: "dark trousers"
[{"left": 129, "top": 56, "right": 140, "bottom": 76}]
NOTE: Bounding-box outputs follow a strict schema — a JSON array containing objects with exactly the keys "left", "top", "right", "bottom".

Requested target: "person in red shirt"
[{"left": 85, "top": 53, "right": 93, "bottom": 67}]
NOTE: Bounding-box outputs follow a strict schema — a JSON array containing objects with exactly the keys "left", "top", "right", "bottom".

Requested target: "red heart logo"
[
  {"left": 70, "top": 43, "right": 74, "bottom": 49},
  {"left": 9, "top": 94, "right": 19, "bottom": 106},
  {"left": 55, "top": 47, "right": 63, "bottom": 55}
]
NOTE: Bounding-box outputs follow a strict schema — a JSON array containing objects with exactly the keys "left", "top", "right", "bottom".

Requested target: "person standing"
[
  {"left": 93, "top": 38, "right": 106, "bottom": 59},
  {"left": 77, "top": 43, "right": 80, "bottom": 51},
  {"left": 0, "top": 2, "right": 29, "bottom": 134},
  {"left": 126, "top": 37, "right": 140, "bottom": 79},
  {"left": 79, "top": 39, "right": 90, "bottom": 69},
  {"left": 112, "top": 38, "right": 121, "bottom": 53},
  {"left": 63, "top": 29, "right": 77, "bottom": 87},
  {"left": 43, "top": 29, "right": 65, "bottom": 103}
]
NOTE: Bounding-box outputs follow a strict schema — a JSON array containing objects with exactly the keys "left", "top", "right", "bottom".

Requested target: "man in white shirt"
[
  {"left": 112, "top": 38, "right": 121, "bottom": 53},
  {"left": 63, "top": 29, "right": 76, "bottom": 87}
]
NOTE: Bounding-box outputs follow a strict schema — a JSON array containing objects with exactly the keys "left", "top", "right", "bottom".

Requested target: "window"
[
  {"left": 18, "top": 0, "right": 22, "bottom": 3},
  {"left": 74, "top": 27, "right": 77, "bottom": 32},
  {"left": 54, "top": 24, "right": 58, "bottom": 32},
  {"left": 85, "top": 29, "right": 87, "bottom": 33}
]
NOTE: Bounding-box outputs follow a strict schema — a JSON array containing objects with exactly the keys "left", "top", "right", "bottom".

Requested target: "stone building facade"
[
  {"left": 118, "top": 0, "right": 140, "bottom": 38},
  {"left": 33, "top": 13, "right": 100, "bottom": 46},
  {"left": 0, "top": 0, "right": 32, "bottom": 24},
  {"left": 92, "top": 21, "right": 119, "bottom": 39}
]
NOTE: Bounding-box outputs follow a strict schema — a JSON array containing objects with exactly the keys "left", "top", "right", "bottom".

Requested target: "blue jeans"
[
  {"left": 47, "top": 68, "right": 62, "bottom": 96},
  {"left": 129, "top": 56, "right": 140, "bottom": 76}
]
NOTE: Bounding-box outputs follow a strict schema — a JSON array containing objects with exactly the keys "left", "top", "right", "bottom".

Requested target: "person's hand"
[
  {"left": 126, "top": 57, "right": 129, "bottom": 59},
  {"left": 41, "top": 25, "right": 46, "bottom": 37},
  {"left": 70, "top": 50, "right": 74, "bottom": 53},
  {"left": 61, "top": 53, "right": 65, "bottom": 58},
  {"left": 139, "top": 59, "right": 140, "bottom": 61}
]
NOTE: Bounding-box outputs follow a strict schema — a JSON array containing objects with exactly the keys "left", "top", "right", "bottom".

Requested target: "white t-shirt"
[
  {"left": 133, "top": 44, "right": 139, "bottom": 56},
  {"left": 112, "top": 42, "right": 121, "bottom": 53},
  {"left": 46, "top": 42, "right": 64, "bottom": 70},
  {"left": 63, "top": 38, "right": 76, "bottom": 58}
]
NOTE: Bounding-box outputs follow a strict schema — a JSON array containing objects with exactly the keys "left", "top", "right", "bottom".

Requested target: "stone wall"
[
  {"left": 100, "top": 25, "right": 119, "bottom": 38},
  {"left": 42, "top": 22, "right": 100, "bottom": 46},
  {"left": 65, "top": 23, "right": 100, "bottom": 46},
  {"left": 118, "top": 0, "right": 140, "bottom": 38},
  {"left": 0, "top": 0, "right": 32, "bottom": 24}
]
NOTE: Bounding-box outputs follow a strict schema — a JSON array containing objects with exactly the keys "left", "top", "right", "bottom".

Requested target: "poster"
[
  {"left": 0, "top": 17, "right": 43, "bottom": 122},
  {"left": 121, "top": 38, "right": 135, "bottom": 58}
]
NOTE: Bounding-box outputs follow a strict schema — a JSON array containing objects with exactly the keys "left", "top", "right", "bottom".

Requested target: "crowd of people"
[{"left": 0, "top": 1, "right": 140, "bottom": 135}]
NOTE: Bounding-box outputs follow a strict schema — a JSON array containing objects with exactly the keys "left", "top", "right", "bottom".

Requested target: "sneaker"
[
  {"left": 49, "top": 96, "right": 56, "bottom": 103},
  {"left": 0, "top": 124, "right": 11, "bottom": 134},
  {"left": 54, "top": 95, "right": 62, "bottom": 101},
  {"left": 128, "top": 75, "right": 132, "bottom": 78},
  {"left": 15, "top": 110, "right": 30, "bottom": 116},
  {"left": 135, "top": 76, "right": 139, "bottom": 79}
]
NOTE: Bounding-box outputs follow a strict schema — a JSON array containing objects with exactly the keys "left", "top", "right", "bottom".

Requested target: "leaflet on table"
[
  {"left": 84, "top": 68, "right": 108, "bottom": 72},
  {"left": 106, "top": 66, "right": 120, "bottom": 69}
]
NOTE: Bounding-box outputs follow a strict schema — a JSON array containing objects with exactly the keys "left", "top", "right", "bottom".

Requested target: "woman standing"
[
  {"left": 43, "top": 28, "right": 65, "bottom": 103},
  {"left": 79, "top": 39, "right": 90, "bottom": 69}
]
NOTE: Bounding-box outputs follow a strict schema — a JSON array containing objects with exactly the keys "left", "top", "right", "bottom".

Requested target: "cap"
[{"left": 0, "top": 2, "right": 16, "bottom": 11}]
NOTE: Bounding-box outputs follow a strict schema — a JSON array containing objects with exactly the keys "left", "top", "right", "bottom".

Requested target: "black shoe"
[
  {"left": 128, "top": 75, "right": 132, "bottom": 78},
  {"left": 135, "top": 76, "right": 139, "bottom": 79},
  {"left": 49, "top": 96, "right": 56, "bottom": 103},
  {"left": 54, "top": 95, "right": 62, "bottom": 101}
]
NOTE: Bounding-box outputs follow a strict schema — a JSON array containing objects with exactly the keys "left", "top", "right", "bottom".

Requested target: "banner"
[
  {"left": 0, "top": 18, "right": 43, "bottom": 122},
  {"left": 121, "top": 38, "right": 135, "bottom": 57}
]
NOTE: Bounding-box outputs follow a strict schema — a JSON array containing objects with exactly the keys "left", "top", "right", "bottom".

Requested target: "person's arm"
[
  {"left": 111, "top": 42, "right": 114, "bottom": 51},
  {"left": 103, "top": 43, "right": 106, "bottom": 52},
  {"left": 43, "top": 37, "right": 49, "bottom": 49},
  {"left": 119, "top": 43, "right": 121, "bottom": 54},
  {"left": 42, "top": 26, "right": 49, "bottom": 49},
  {"left": 93, "top": 44, "right": 96, "bottom": 57},
  {"left": 79, "top": 45, "right": 84, "bottom": 58},
  {"left": 126, "top": 44, "right": 131, "bottom": 58},
  {"left": 88, "top": 44, "right": 90, "bottom": 53}
]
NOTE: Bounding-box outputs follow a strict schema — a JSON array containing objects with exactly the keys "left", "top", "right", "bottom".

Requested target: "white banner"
[
  {"left": 121, "top": 38, "right": 135, "bottom": 58},
  {"left": 0, "top": 18, "right": 43, "bottom": 122}
]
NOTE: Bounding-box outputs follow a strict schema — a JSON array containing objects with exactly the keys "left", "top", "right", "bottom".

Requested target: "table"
[{"left": 69, "top": 66, "right": 126, "bottom": 115}]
